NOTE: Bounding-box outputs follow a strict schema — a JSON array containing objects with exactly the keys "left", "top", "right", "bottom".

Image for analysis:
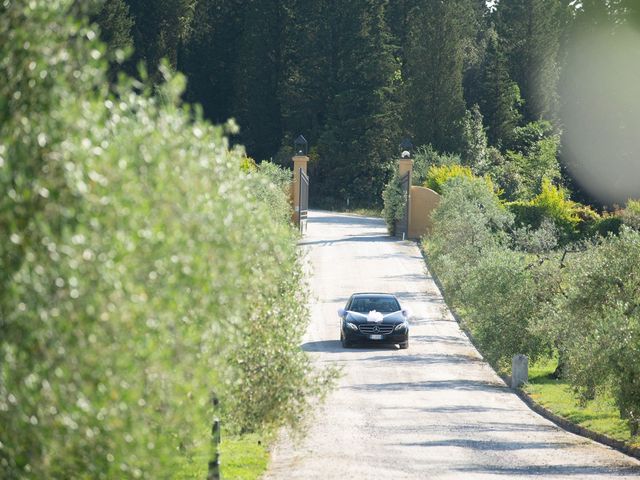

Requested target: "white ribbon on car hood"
[{"left": 346, "top": 310, "right": 403, "bottom": 323}]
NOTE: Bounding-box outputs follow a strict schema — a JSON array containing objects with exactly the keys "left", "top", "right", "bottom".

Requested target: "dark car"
[{"left": 338, "top": 293, "right": 410, "bottom": 349}]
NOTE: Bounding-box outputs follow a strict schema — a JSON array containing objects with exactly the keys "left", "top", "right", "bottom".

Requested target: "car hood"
[{"left": 345, "top": 310, "right": 406, "bottom": 324}]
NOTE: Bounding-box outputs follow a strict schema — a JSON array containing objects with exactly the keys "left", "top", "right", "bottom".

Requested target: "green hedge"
[{"left": 0, "top": 3, "right": 328, "bottom": 478}]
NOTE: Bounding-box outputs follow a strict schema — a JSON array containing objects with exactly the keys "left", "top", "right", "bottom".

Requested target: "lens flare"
[{"left": 561, "top": 24, "right": 640, "bottom": 206}]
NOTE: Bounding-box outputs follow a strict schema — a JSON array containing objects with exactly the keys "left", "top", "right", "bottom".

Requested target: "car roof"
[{"left": 350, "top": 293, "right": 398, "bottom": 299}]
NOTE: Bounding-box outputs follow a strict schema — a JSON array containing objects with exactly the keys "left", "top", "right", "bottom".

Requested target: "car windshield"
[{"left": 349, "top": 296, "right": 400, "bottom": 313}]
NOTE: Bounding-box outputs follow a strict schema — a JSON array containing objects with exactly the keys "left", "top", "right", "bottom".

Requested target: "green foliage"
[
  {"left": 455, "top": 248, "right": 553, "bottom": 369},
  {"left": 460, "top": 104, "right": 489, "bottom": 173},
  {"left": 505, "top": 120, "right": 555, "bottom": 154},
  {"left": 622, "top": 199, "right": 640, "bottom": 230},
  {"left": 316, "top": 0, "right": 400, "bottom": 208},
  {"left": 476, "top": 30, "right": 523, "bottom": 147},
  {"left": 425, "top": 176, "right": 556, "bottom": 368},
  {"left": 506, "top": 180, "right": 591, "bottom": 243},
  {"left": 382, "top": 170, "right": 407, "bottom": 234},
  {"left": 411, "top": 145, "right": 461, "bottom": 186},
  {"left": 257, "top": 161, "right": 293, "bottom": 194},
  {"left": 426, "top": 172, "right": 640, "bottom": 437},
  {"left": 404, "top": 0, "right": 477, "bottom": 152},
  {"left": 0, "top": 3, "right": 327, "bottom": 477},
  {"left": 427, "top": 176, "right": 513, "bottom": 296},
  {"left": 489, "top": 128, "right": 561, "bottom": 201},
  {"left": 554, "top": 229, "right": 640, "bottom": 435},
  {"left": 495, "top": 0, "right": 562, "bottom": 122},
  {"left": 424, "top": 164, "right": 474, "bottom": 195}
]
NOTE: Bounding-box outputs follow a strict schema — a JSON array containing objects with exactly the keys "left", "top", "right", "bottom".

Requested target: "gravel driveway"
[{"left": 264, "top": 211, "right": 640, "bottom": 480}]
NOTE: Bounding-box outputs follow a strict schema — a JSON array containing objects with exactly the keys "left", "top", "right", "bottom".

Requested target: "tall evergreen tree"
[
  {"left": 180, "top": 0, "right": 244, "bottom": 126},
  {"left": 94, "top": 0, "right": 134, "bottom": 52},
  {"left": 231, "top": 1, "right": 285, "bottom": 160},
  {"left": 477, "top": 30, "right": 523, "bottom": 146},
  {"left": 404, "top": 0, "right": 476, "bottom": 152},
  {"left": 124, "top": 0, "right": 195, "bottom": 80},
  {"left": 277, "top": 1, "right": 333, "bottom": 159},
  {"left": 495, "top": 0, "right": 562, "bottom": 123},
  {"left": 316, "top": 0, "right": 400, "bottom": 207}
]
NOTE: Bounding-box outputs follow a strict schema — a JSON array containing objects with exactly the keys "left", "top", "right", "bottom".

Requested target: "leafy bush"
[
  {"left": 504, "top": 120, "right": 555, "bottom": 154},
  {"left": 426, "top": 176, "right": 513, "bottom": 300},
  {"left": 589, "top": 213, "right": 622, "bottom": 238},
  {"left": 455, "top": 247, "right": 554, "bottom": 369},
  {"left": 485, "top": 123, "right": 560, "bottom": 202},
  {"left": 0, "top": 3, "right": 326, "bottom": 478},
  {"left": 507, "top": 180, "right": 584, "bottom": 243},
  {"left": 622, "top": 199, "right": 640, "bottom": 230},
  {"left": 248, "top": 162, "right": 293, "bottom": 225},
  {"left": 382, "top": 170, "right": 407, "bottom": 234},
  {"left": 424, "top": 164, "right": 474, "bottom": 194},
  {"left": 411, "top": 144, "right": 461, "bottom": 186},
  {"left": 554, "top": 229, "right": 640, "bottom": 435}
]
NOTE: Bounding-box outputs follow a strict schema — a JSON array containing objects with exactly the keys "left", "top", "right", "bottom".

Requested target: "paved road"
[{"left": 264, "top": 211, "right": 640, "bottom": 480}]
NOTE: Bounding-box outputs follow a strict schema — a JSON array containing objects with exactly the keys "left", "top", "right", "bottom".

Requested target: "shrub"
[
  {"left": 622, "top": 199, "right": 640, "bottom": 230},
  {"left": 382, "top": 170, "right": 407, "bottom": 234},
  {"left": 411, "top": 145, "right": 461, "bottom": 186},
  {"left": 504, "top": 120, "right": 555, "bottom": 154},
  {"left": 507, "top": 180, "right": 584, "bottom": 243},
  {"left": 424, "top": 164, "right": 474, "bottom": 194},
  {"left": 426, "top": 176, "right": 513, "bottom": 300},
  {"left": 556, "top": 229, "right": 640, "bottom": 435},
  {"left": 591, "top": 214, "right": 623, "bottom": 238},
  {"left": 455, "top": 247, "right": 553, "bottom": 369},
  {"left": 248, "top": 162, "right": 293, "bottom": 225},
  {"left": 0, "top": 3, "right": 326, "bottom": 477}
]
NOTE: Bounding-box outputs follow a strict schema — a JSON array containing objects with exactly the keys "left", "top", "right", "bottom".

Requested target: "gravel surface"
[{"left": 264, "top": 211, "right": 640, "bottom": 480}]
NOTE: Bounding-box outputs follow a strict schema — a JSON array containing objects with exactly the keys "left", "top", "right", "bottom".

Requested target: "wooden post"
[{"left": 207, "top": 395, "right": 221, "bottom": 480}]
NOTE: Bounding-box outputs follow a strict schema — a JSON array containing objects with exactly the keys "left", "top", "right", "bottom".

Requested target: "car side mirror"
[
  {"left": 337, "top": 308, "right": 346, "bottom": 317},
  {"left": 402, "top": 308, "right": 412, "bottom": 319}
]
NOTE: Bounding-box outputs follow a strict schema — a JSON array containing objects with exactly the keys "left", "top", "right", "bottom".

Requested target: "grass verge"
[
  {"left": 174, "top": 432, "right": 270, "bottom": 479},
  {"left": 525, "top": 358, "right": 640, "bottom": 448}
]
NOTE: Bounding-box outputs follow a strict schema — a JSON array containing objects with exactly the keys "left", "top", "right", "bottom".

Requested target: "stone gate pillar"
[
  {"left": 398, "top": 157, "right": 413, "bottom": 182},
  {"left": 291, "top": 155, "right": 309, "bottom": 224}
]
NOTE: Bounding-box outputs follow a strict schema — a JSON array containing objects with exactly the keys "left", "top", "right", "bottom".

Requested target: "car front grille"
[{"left": 358, "top": 324, "right": 394, "bottom": 335}]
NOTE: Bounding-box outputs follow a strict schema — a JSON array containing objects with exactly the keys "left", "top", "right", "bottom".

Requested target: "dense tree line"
[{"left": 94, "top": 0, "right": 638, "bottom": 207}]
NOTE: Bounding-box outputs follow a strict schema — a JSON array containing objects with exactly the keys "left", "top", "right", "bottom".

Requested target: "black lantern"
[
  {"left": 399, "top": 138, "right": 413, "bottom": 158},
  {"left": 294, "top": 135, "right": 308, "bottom": 156}
]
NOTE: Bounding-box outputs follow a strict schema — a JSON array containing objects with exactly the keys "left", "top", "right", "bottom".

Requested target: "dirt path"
[{"left": 264, "top": 211, "right": 640, "bottom": 480}]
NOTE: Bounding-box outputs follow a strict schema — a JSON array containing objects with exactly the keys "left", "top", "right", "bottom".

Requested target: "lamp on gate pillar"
[
  {"left": 294, "top": 135, "right": 308, "bottom": 156},
  {"left": 399, "top": 138, "right": 413, "bottom": 159}
]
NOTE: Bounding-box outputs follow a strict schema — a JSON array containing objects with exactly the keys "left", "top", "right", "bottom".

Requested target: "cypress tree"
[
  {"left": 278, "top": 0, "right": 333, "bottom": 159},
  {"left": 495, "top": 0, "right": 562, "bottom": 123},
  {"left": 477, "top": 31, "right": 523, "bottom": 146},
  {"left": 404, "top": 0, "right": 475, "bottom": 152},
  {"left": 231, "top": 1, "right": 285, "bottom": 160},
  {"left": 180, "top": 0, "right": 244, "bottom": 126},
  {"left": 316, "top": 0, "right": 400, "bottom": 208},
  {"left": 124, "top": 0, "right": 195, "bottom": 81}
]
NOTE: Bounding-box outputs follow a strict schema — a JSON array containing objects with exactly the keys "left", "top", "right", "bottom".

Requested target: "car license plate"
[{"left": 370, "top": 334, "right": 383, "bottom": 340}]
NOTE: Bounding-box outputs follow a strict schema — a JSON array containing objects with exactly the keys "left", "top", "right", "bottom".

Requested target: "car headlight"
[
  {"left": 394, "top": 321, "right": 408, "bottom": 332},
  {"left": 345, "top": 322, "right": 358, "bottom": 331}
]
